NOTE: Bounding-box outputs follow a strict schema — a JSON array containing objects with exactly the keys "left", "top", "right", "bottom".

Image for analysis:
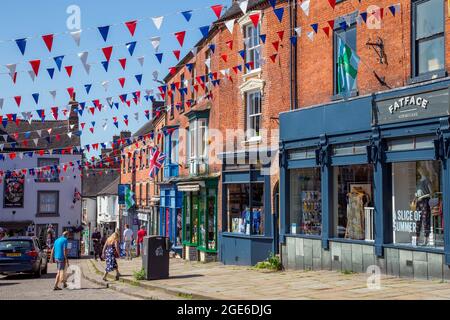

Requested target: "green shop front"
[{"left": 178, "top": 176, "right": 219, "bottom": 262}]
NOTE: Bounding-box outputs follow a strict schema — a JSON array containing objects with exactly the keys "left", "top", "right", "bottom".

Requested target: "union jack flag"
[{"left": 149, "top": 147, "right": 166, "bottom": 178}]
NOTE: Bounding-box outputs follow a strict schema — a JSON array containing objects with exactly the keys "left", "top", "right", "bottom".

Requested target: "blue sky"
[{"left": 0, "top": 0, "right": 228, "bottom": 154}]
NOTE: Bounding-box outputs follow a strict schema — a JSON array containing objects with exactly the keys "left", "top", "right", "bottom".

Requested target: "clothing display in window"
[
  {"left": 300, "top": 191, "right": 321, "bottom": 235},
  {"left": 345, "top": 187, "right": 370, "bottom": 240}
]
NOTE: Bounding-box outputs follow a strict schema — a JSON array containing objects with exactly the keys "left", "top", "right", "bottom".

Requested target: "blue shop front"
[
  {"left": 218, "top": 150, "right": 276, "bottom": 266},
  {"left": 280, "top": 78, "right": 450, "bottom": 280}
]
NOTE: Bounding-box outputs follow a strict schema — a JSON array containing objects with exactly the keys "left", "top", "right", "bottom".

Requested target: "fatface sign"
[{"left": 374, "top": 88, "right": 450, "bottom": 125}]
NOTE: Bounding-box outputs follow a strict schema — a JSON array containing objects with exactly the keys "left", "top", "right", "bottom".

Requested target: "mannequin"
[
  {"left": 415, "top": 166, "right": 432, "bottom": 245},
  {"left": 345, "top": 187, "right": 370, "bottom": 240}
]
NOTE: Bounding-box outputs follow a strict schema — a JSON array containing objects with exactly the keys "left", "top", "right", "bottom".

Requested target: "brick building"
[{"left": 280, "top": 0, "right": 450, "bottom": 280}]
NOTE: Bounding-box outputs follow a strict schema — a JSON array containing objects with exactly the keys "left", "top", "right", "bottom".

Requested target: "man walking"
[
  {"left": 123, "top": 224, "right": 133, "bottom": 260},
  {"left": 92, "top": 228, "right": 102, "bottom": 261},
  {"left": 51, "top": 231, "right": 69, "bottom": 291},
  {"left": 136, "top": 225, "right": 147, "bottom": 257}
]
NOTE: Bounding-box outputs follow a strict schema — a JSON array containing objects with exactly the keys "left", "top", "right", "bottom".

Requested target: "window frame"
[
  {"left": 244, "top": 23, "right": 261, "bottom": 71},
  {"left": 246, "top": 90, "right": 262, "bottom": 139},
  {"left": 36, "top": 158, "right": 60, "bottom": 183},
  {"left": 411, "top": 0, "right": 446, "bottom": 79},
  {"left": 37, "top": 191, "right": 59, "bottom": 216}
]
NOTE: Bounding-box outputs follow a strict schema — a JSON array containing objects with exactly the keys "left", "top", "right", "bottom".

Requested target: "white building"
[{"left": 96, "top": 177, "right": 119, "bottom": 237}]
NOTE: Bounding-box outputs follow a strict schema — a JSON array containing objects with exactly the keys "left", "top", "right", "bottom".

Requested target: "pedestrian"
[
  {"left": 136, "top": 225, "right": 147, "bottom": 257},
  {"left": 0, "top": 228, "right": 6, "bottom": 241},
  {"left": 46, "top": 225, "right": 55, "bottom": 249},
  {"left": 92, "top": 228, "right": 102, "bottom": 261},
  {"left": 50, "top": 231, "right": 70, "bottom": 291},
  {"left": 123, "top": 224, "right": 134, "bottom": 260},
  {"left": 102, "top": 232, "right": 121, "bottom": 281}
]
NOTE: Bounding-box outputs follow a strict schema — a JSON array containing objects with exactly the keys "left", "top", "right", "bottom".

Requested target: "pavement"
[
  {"left": 81, "top": 256, "right": 450, "bottom": 300},
  {"left": 0, "top": 259, "right": 139, "bottom": 300}
]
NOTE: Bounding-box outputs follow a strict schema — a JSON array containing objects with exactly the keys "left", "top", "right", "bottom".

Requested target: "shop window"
[
  {"left": 392, "top": 160, "right": 443, "bottom": 248},
  {"left": 183, "top": 193, "right": 199, "bottom": 244},
  {"left": 412, "top": 0, "right": 444, "bottom": 77},
  {"left": 246, "top": 91, "right": 262, "bottom": 139},
  {"left": 289, "top": 168, "right": 322, "bottom": 235},
  {"left": 288, "top": 148, "right": 316, "bottom": 160},
  {"left": 333, "top": 23, "right": 357, "bottom": 96},
  {"left": 333, "top": 164, "right": 374, "bottom": 240},
  {"left": 37, "top": 191, "right": 59, "bottom": 215},
  {"left": 388, "top": 135, "right": 435, "bottom": 152},
  {"left": 244, "top": 23, "right": 261, "bottom": 71},
  {"left": 175, "top": 208, "right": 182, "bottom": 247},
  {"left": 333, "top": 142, "right": 367, "bottom": 156},
  {"left": 36, "top": 158, "right": 59, "bottom": 182},
  {"left": 227, "top": 183, "right": 264, "bottom": 235}
]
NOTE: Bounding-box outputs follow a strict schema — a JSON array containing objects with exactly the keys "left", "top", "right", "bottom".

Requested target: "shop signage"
[
  {"left": 137, "top": 213, "right": 148, "bottom": 221},
  {"left": 393, "top": 209, "right": 420, "bottom": 233},
  {"left": 373, "top": 88, "right": 450, "bottom": 125},
  {"left": 3, "top": 171, "right": 25, "bottom": 208}
]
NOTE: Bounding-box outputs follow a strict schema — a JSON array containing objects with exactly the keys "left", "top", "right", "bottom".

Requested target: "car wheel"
[{"left": 33, "top": 262, "right": 42, "bottom": 278}]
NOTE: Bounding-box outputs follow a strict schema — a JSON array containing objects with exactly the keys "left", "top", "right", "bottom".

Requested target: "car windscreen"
[{"left": 0, "top": 240, "right": 33, "bottom": 252}]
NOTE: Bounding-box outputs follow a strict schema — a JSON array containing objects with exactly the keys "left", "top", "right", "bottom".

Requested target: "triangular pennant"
[
  {"left": 239, "top": 49, "right": 246, "bottom": 59},
  {"left": 239, "top": 0, "right": 249, "bottom": 13},
  {"left": 67, "top": 87, "right": 75, "bottom": 99},
  {"left": 118, "top": 77, "right": 126, "bottom": 88},
  {"left": 42, "top": 34, "right": 54, "bottom": 52},
  {"left": 328, "top": 20, "right": 335, "bottom": 29},
  {"left": 70, "top": 30, "right": 81, "bottom": 46},
  {"left": 102, "top": 46, "right": 113, "bottom": 61},
  {"left": 272, "top": 41, "right": 280, "bottom": 51},
  {"left": 328, "top": 0, "right": 336, "bottom": 9},
  {"left": 173, "top": 50, "right": 181, "bottom": 60},
  {"left": 152, "top": 16, "right": 164, "bottom": 30},
  {"left": 155, "top": 53, "right": 164, "bottom": 64},
  {"left": 300, "top": 0, "right": 310, "bottom": 16},
  {"left": 211, "top": 5, "right": 223, "bottom": 19},
  {"left": 65, "top": 65, "right": 73, "bottom": 77},
  {"left": 225, "top": 19, "right": 235, "bottom": 34},
  {"left": 98, "top": 25, "right": 110, "bottom": 42},
  {"left": 32, "top": 93, "right": 39, "bottom": 104},
  {"left": 53, "top": 55, "right": 65, "bottom": 71},
  {"left": 270, "top": 53, "right": 277, "bottom": 63},
  {"left": 119, "top": 58, "right": 127, "bottom": 70},
  {"left": 49, "top": 90, "right": 57, "bottom": 100},
  {"left": 101, "top": 81, "right": 109, "bottom": 91},
  {"left": 137, "top": 56, "right": 145, "bottom": 66},
  {"left": 277, "top": 30, "right": 285, "bottom": 40},
  {"left": 14, "top": 96, "right": 21, "bottom": 108},
  {"left": 150, "top": 36, "right": 161, "bottom": 51},
  {"left": 323, "top": 26, "right": 331, "bottom": 38},
  {"left": 126, "top": 41, "right": 137, "bottom": 56},
  {"left": 259, "top": 34, "right": 267, "bottom": 43},
  {"left": 360, "top": 12, "right": 368, "bottom": 23},
  {"left": 29, "top": 60, "right": 41, "bottom": 77},
  {"left": 290, "top": 36, "right": 297, "bottom": 45},
  {"left": 174, "top": 31, "right": 186, "bottom": 47},
  {"left": 249, "top": 13, "right": 260, "bottom": 27},
  {"left": 15, "top": 38, "right": 27, "bottom": 55},
  {"left": 47, "top": 68, "right": 55, "bottom": 79},
  {"left": 84, "top": 84, "right": 92, "bottom": 94},
  {"left": 199, "top": 25, "right": 210, "bottom": 38},
  {"left": 135, "top": 74, "right": 143, "bottom": 85},
  {"left": 226, "top": 40, "right": 233, "bottom": 50},
  {"left": 311, "top": 23, "right": 319, "bottom": 34},
  {"left": 125, "top": 20, "right": 137, "bottom": 36},
  {"left": 307, "top": 31, "right": 315, "bottom": 41},
  {"left": 274, "top": 7, "right": 284, "bottom": 23},
  {"left": 101, "top": 61, "right": 109, "bottom": 72},
  {"left": 221, "top": 54, "right": 228, "bottom": 62},
  {"left": 181, "top": 10, "right": 193, "bottom": 22}
]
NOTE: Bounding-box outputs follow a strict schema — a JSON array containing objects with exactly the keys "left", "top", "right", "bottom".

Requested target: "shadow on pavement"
[
  {"left": 168, "top": 274, "right": 204, "bottom": 280},
  {"left": 0, "top": 283, "right": 20, "bottom": 287}
]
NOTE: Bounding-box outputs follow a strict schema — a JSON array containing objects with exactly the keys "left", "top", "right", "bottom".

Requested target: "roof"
[
  {"left": 133, "top": 100, "right": 165, "bottom": 136},
  {"left": 82, "top": 170, "right": 120, "bottom": 197},
  {"left": 97, "top": 177, "right": 120, "bottom": 196}
]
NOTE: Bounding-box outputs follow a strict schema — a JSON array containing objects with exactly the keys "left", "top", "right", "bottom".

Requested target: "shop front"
[
  {"left": 179, "top": 177, "right": 218, "bottom": 262},
  {"left": 279, "top": 78, "right": 450, "bottom": 280},
  {"left": 159, "top": 183, "right": 183, "bottom": 255},
  {"left": 218, "top": 151, "right": 274, "bottom": 266},
  {"left": 148, "top": 196, "right": 160, "bottom": 236}
]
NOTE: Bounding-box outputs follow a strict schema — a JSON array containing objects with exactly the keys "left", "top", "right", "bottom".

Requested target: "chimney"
[{"left": 68, "top": 92, "right": 79, "bottom": 132}]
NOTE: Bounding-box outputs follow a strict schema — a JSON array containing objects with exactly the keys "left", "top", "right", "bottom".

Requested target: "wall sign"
[
  {"left": 373, "top": 88, "right": 450, "bottom": 125},
  {"left": 3, "top": 171, "right": 25, "bottom": 208}
]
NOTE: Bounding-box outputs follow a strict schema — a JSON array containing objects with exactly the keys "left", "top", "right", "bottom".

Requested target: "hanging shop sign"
[
  {"left": 373, "top": 88, "right": 450, "bottom": 125},
  {"left": 3, "top": 171, "right": 25, "bottom": 208},
  {"left": 137, "top": 213, "right": 148, "bottom": 221}
]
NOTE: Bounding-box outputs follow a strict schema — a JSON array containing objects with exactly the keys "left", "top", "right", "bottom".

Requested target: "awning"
[
  {"left": 0, "top": 221, "right": 33, "bottom": 230},
  {"left": 177, "top": 181, "right": 205, "bottom": 192}
]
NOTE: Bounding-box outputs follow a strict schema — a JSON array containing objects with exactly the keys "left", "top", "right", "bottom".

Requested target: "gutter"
[{"left": 289, "top": 0, "right": 298, "bottom": 111}]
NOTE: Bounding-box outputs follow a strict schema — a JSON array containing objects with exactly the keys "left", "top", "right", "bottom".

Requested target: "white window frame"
[
  {"left": 244, "top": 23, "right": 261, "bottom": 72},
  {"left": 246, "top": 90, "right": 262, "bottom": 139},
  {"left": 188, "top": 118, "right": 208, "bottom": 175}
]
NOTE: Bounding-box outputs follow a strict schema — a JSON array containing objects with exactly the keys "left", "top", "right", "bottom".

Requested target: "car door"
[{"left": 33, "top": 239, "right": 43, "bottom": 269}]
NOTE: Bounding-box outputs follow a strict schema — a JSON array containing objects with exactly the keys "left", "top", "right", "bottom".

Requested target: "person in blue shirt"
[{"left": 50, "top": 231, "right": 69, "bottom": 291}]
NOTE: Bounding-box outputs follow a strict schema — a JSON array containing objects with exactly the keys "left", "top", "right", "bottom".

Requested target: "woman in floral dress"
[{"left": 102, "top": 232, "right": 121, "bottom": 281}]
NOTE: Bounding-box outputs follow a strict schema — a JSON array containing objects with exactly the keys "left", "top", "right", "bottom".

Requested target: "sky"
[{"left": 0, "top": 0, "right": 228, "bottom": 155}]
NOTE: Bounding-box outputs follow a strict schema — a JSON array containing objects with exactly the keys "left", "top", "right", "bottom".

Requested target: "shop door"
[
  {"left": 191, "top": 194, "right": 199, "bottom": 245},
  {"left": 273, "top": 182, "right": 280, "bottom": 254}
]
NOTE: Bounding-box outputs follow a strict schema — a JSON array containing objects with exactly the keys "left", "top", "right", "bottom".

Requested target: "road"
[{"left": 0, "top": 260, "right": 139, "bottom": 300}]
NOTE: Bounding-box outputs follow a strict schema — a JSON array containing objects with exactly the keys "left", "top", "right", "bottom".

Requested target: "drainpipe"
[{"left": 289, "top": 0, "right": 298, "bottom": 110}]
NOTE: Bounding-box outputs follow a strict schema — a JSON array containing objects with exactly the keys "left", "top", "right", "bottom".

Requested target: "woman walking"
[{"left": 101, "top": 232, "right": 121, "bottom": 281}]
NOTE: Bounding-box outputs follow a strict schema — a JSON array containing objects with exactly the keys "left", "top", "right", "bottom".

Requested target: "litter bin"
[{"left": 142, "top": 236, "right": 171, "bottom": 280}]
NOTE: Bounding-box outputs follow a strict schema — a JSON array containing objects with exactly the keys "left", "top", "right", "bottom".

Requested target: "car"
[{"left": 0, "top": 236, "right": 48, "bottom": 278}]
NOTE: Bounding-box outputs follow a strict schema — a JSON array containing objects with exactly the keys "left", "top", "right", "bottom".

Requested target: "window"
[
  {"left": 289, "top": 168, "right": 322, "bottom": 235},
  {"left": 139, "top": 184, "right": 143, "bottom": 206},
  {"left": 333, "top": 24, "right": 357, "bottom": 95},
  {"left": 244, "top": 23, "right": 261, "bottom": 70},
  {"left": 392, "top": 160, "right": 443, "bottom": 248},
  {"left": 333, "top": 164, "right": 374, "bottom": 240},
  {"left": 146, "top": 147, "right": 150, "bottom": 168},
  {"left": 38, "top": 191, "right": 59, "bottom": 215},
  {"left": 246, "top": 91, "right": 262, "bottom": 139},
  {"left": 288, "top": 148, "right": 317, "bottom": 160},
  {"left": 188, "top": 118, "right": 208, "bottom": 175},
  {"left": 413, "top": 0, "right": 444, "bottom": 77},
  {"left": 171, "top": 129, "right": 179, "bottom": 165},
  {"left": 36, "top": 158, "right": 59, "bottom": 182},
  {"left": 170, "top": 91, "right": 175, "bottom": 119},
  {"left": 227, "top": 183, "right": 264, "bottom": 235},
  {"left": 205, "top": 51, "right": 211, "bottom": 94},
  {"left": 146, "top": 183, "right": 150, "bottom": 206},
  {"left": 180, "top": 74, "right": 185, "bottom": 113},
  {"left": 190, "top": 66, "right": 196, "bottom": 101},
  {"left": 388, "top": 135, "right": 435, "bottom": 151}
]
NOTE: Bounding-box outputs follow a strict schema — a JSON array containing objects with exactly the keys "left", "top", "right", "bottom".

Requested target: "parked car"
[{"left": 0, "top": 236, "right": 48, "bottom": 278}]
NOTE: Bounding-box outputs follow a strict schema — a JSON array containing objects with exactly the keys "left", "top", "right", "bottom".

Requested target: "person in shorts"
[
  {"left": 51, "top": 231, "right": 69, "bottom": 291},
  {"left": 123, "top": 225, "right": 133, "bottom": 260}
]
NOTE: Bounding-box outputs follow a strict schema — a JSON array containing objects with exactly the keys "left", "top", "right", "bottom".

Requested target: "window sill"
[
  {"left": 329, "top": 237, "right": 375, "bottom": 246},
  {"left": 242, "top": 68, "right": 262, "bottom": 81},
  {"left": 241, "top": 136, "right": 262, "bottom": 147},
  {"left": 285, "top": 234, "right": 322, "bottom": 240},
  {"left": 331, "top": 90, "right": 359, "bottom": 101},
  {"left": 383, "top": 243, "right": 444, "bottom": 254},
  {"left": 221, "top": 232, "right": 272, "bottom": 240},
  {"left": 36, "top": 213, "right": 60, "bottom": 218},
  {"left": 407, "top": 70, "right": 447, "bottom": 85}
]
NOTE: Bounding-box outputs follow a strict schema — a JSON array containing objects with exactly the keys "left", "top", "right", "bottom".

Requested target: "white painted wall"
[
  {"left": 97, "top": 195, "right": 119, "bottom": 224},
  {"left": 0, "top": 154, "right": 82, "bottom": 237}
]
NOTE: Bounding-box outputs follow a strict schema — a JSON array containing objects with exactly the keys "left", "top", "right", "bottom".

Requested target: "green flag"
[
  {"left": 337, "top": 36, "right": 360, "bottom": 96},
  {"left": 124, "top": 186, "right": 135, "bottom": 210}
]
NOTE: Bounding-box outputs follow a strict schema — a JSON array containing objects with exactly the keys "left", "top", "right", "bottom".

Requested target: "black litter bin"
[{"left": 142, "top": 236, "right": 171, "bottom": 280}]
